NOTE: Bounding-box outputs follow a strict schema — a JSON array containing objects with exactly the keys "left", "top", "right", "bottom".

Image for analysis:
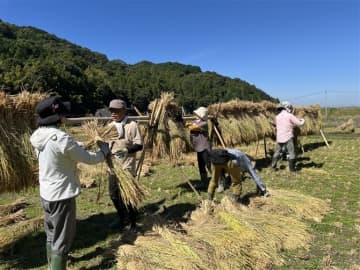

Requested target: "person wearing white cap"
[
  {"left": 271, "top": 101, "right": 305, "bottom": 173},
  {"left": 185, "top": 106, "right": 211, "bottom": 188}
]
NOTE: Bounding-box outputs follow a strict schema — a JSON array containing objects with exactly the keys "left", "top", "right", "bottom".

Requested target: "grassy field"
[{"left": 0, "top": 110, "right": 359, "bottom": 270}]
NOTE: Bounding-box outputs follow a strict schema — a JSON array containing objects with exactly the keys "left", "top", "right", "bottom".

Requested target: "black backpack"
[{"left": 209, "top": 149, "right": 237, "bottom": 165}]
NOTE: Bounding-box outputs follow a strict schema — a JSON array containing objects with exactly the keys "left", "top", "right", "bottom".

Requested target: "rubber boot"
[
  {"left": 46, "top": 243, "right": 52, "bottom": 270},
  {"left": 129, "top": 206, "right": 138, "bottom": 233},
  {"left": 271, "top": 156, "right": 278, "bottom": 171},
  {"left": 109, "top": 198, "right": 126, "bottom": 231},
  {"left": 289, "top": 159, "right": 296, "bottom": 173},
  {"left": 50, "top": 254, "right": 67, "bottom": 270}
]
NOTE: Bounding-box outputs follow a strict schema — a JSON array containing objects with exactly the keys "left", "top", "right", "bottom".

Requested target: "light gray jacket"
[{"left": 30, "top": 126, "right": 105, "bottom": 201}]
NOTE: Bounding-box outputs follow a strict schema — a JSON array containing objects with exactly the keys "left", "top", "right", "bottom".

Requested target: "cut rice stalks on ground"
[
  {"left": 0, "top": 209, "right": 27, "bottom": 227},
  {"left": 0, "top": 198, "right": 30, "bottom": 217},
  {"left": 117, "top": 189, "right": 331, "bottom": 270},
  {"left": 0, "top": 216, "right": 43, "bottom": 253}
]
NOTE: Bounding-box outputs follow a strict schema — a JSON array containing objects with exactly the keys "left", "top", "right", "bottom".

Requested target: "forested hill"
[{"left": 0, "top": 20, "right": 277, "bottom": 114}]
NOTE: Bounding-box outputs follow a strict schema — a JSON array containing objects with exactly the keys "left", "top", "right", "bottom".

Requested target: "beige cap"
[
  {"left": 193, "top": 106, "right": 208, "bottom": 120},
  {"left": 109, "top": 99, "right": 127, "bottom": 110}
]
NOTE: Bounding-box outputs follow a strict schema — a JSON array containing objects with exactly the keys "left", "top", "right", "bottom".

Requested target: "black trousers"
[
  {"left": 197, "top": 149, "right": 211, "bottom": 175},
  {"left": 108, "top": 174, "right": 137, "bottom": 227}
]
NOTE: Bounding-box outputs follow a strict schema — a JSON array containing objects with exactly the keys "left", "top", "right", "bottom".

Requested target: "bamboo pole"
[
  {"left": 178, "top": 167, "right": 201, "bottom": 200},
  {"left": 213, "top": 125, "right": 226, "bottom": 149},
  {"left": 320, "top": 129, "right": 330, "bottom": 148}
]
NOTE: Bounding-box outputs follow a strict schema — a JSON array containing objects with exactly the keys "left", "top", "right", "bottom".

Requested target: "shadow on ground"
[{"left": 0, "top": 195, "right": 198, "bottom": 270}]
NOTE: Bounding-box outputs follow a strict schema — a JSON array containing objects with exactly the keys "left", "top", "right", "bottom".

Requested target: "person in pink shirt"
[{"left": 271, "top": 101, "right": 305, "bottom": 172}]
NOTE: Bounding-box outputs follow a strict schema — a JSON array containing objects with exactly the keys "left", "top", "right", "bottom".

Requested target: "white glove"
[{"left": 299, "top": 118, "right": 305, "bottom": 125}]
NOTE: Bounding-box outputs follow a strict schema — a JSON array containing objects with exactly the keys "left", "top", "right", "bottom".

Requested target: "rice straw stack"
[
  {"left": 168, "top": 119, "right": 190, "bottom": 161},
  {"left": 148, "top": 92, "right": 178, "bottom": 159},
  {"left": 208, "top": 100, "right": 322, "bottom": 147},
  {"left": 0, "top": 91, "right": 46, "bottom": 193}
]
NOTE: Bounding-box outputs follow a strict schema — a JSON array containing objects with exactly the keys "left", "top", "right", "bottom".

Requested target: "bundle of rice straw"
[
  {"left": 81, "top": 120, "right": 146, "bottom": 209},
  {"left": 112, "top": 159, "right": 146, "bottom": 209},
  {"left": 336, "top": 118, "right": 355, "bottom": 132},
  {"left": 0, "top": 198, "right": 30, "bottom": 217},
  {"left": 0, "top": 91, "right": 46, "bottom": 193},
  {"left": 0, "top": 209, "right": 27, "bottom": 227},
  {"left": 117, "top": 189, "right": 330, "bottom": 270},
  {"left": 208, "top": 100, "right": 322, "bottom": 146},
  {"left": 0, "top": 216, "right": 43, "bottom": 252},
  {"left": 147, "top": 92, "right": 178, "bottom": 159},
  {"left": 249, "top": 189, "right": 332, "bottom": 222},
  {"left": 168, "top": 119, "right": 191, "bottom": 161}
]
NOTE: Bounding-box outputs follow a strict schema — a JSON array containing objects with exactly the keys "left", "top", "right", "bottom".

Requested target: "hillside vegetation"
[{"left": 0, "top": 20, "right": 276, "bottom": 114}]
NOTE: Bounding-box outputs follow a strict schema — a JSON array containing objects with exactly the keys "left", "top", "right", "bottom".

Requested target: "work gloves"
[
  {"left": 97, "top": 141, "right": 111, "bottom": 158},
  {"left": 184, "top": 121, "right": 201, "bottom": 132},
  {"left": 114, "top": 148, "right": 128, "bottom": 158}
]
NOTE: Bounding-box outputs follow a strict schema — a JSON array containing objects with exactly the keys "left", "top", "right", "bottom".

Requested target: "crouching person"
[
  {"left": 30, "top": 96, "right": 110, "bottom": 270},
  {"left": 207, "top": 149, "right": 270, "bottom": 202}
]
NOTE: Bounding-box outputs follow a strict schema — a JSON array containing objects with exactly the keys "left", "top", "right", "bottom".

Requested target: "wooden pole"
[
  {"left": 178, "top": 167, "right": 201, "bottom": 200},
  {"left": 320, "top": 129, "right": 330, "bottom": 148},
  {"left": 213, "top": 125, "right": 226, "bottom": 149}
]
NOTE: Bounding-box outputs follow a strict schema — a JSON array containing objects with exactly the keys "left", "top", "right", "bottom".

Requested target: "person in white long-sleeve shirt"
[
  {"left": 271, "top": 101, "right": 305, "bottom": 172},
  {"left": 30, "top": 96, "right": 109, "bottom": 270}
]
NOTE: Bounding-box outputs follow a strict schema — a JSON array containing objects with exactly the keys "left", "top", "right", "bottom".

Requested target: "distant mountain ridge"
[{"left": 0, "top": 19, "right": 277, "bottom": 114}]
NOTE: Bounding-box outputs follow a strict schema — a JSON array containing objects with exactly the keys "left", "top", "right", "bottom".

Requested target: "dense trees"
[{"left": 0, "top": 20, "right": 277, "bottom": 114}]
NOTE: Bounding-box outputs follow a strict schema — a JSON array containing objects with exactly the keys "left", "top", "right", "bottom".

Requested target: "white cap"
[{"left": 193, "top": 106, "right": 208, "bottom": 120}]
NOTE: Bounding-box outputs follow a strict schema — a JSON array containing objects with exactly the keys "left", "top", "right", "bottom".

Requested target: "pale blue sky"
[{"left": 1, "top": 0, "right": 359, "bottom": 107}]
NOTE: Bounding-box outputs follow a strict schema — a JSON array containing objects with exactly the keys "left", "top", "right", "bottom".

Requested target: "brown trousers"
[{"left": 207, "top": 161, "right": 243, "bottom": 196}]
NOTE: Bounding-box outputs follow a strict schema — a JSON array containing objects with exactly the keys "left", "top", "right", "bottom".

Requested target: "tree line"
[{"left": 0, "top": 20, "right": 278, "bottom": 114}]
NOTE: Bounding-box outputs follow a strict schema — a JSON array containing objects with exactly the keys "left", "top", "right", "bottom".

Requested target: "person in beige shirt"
[{"left": 107, "top": 99, "right": 143, "bottom": 232}]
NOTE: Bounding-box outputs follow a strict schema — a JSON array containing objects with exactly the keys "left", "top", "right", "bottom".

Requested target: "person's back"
[
  {"left": 275, "top": 110, "right": 303, "bottom": 143},
  {"left": 272, "top": 101, "right": 304, "bottom": 172},
  {"left": 31, "top": 126, "right": 105, "bottom": 201},
  {"left": 185, "top": 106, "right": 211, "bottom": 188},
  {"left": 207, "top": 148, "right": 269, "bottom": 201},
  {"left": 31, "top": 96, "right": 109, "bottom": 270}
]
